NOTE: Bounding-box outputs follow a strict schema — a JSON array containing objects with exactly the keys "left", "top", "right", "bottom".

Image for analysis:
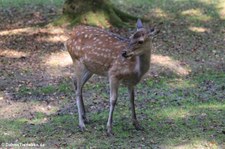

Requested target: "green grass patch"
[
  {"left": 18, "top": 82, "right": 73, "bottom": 97},
  {"left": 2, "top": 70, "right": 225, "bottom": 147},
  {"left": 1, "top": 0, "right": 224, "bottom": 148},
  {"left": 0, "top": 118, "right": 27, "bottom": 143},
  {"left": 0, "top": 0, "right": 64, "bottom": 8},
  {"left": 39, "top": 86, "right": 56, "bottom": 94}
]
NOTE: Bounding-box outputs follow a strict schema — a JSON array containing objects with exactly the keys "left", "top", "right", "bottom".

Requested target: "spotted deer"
[{"left": 65, "top": 19, "right": 157, "bottom": 136}]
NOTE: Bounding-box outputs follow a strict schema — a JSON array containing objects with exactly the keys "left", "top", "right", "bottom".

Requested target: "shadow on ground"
[{"left": 0, "top": 0, "right": 224, "bottom": 148}]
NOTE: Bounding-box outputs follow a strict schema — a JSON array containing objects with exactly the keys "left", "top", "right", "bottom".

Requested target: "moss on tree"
[{"left": 55, "top": 0, "right": 139, "bottom": 28}]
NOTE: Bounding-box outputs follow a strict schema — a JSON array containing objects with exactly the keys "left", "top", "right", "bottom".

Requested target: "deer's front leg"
[
  {"left": 107, "top": 77, "right": 119, "bottom": 136},
  {"left": 128, "top": 86, "right": 143, "bottom": 130}
]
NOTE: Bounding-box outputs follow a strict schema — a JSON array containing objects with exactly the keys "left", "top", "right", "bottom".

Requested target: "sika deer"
[{"left": 65, "top": 19, "right": 157, "bottom": 136}]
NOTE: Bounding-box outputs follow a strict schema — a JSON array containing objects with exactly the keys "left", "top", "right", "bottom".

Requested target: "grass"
[
  {"left": 18, "top": 82, "right": 73, "bottom": 97},
  {"left": 3, "top": 71, "right": 224, "bottom": 148},
  {"left": 0, "top": 0, "right": 225, "bottom": 148},
  {"left": 0, "top": 0, "right": 64, "bottom": 8}
]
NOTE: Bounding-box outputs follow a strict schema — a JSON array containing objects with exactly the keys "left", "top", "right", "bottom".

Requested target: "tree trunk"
[{"left": 57, "top": 0, "right": 138, "bottom": 27}]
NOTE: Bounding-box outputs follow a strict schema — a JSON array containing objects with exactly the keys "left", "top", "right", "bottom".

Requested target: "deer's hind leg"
[{"left": 73, "top": 60, "right": 93, "bottom": 131}]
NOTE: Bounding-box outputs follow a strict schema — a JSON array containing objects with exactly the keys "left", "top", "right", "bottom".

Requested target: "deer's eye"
[{"left": 133, "top": 32, "right": 141, "bottom": 38}]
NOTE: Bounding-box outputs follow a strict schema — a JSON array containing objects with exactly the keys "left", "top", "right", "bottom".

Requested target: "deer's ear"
[{"left": 137, "top": 19, "right": 143, "bottom": 30}]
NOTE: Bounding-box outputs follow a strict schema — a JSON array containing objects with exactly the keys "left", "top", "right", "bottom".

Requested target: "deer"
[{"left": 65, "top": 19, "right": 157, "bottom": 136}]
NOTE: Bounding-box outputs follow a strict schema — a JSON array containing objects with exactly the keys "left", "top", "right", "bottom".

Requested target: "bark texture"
[{"left": 60, "top": 0, "right": 137, "bottom": 27}]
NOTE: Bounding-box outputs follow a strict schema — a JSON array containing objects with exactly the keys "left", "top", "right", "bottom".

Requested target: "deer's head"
[{"left": 122, "top": 19, "right": 158, "bottom": 58}]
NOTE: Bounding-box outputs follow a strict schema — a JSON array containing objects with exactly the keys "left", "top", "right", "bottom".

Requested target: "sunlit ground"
[{"left": 0, "top": 0, "right": 224, "bottom": 148}]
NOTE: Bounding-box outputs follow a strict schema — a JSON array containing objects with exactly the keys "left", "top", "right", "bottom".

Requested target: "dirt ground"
[
  {"left": 0, "top": 5, "right": 181, "bottom": 118},
  {"left": 0, "top": 2, "right": 224, "bottom": 148}
]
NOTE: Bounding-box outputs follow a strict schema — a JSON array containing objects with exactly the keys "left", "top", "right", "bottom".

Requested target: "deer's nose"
[
  {"left": 122, "top": 51, "right": 129, "bottom": 58},
  {"left": 138, "top": 40, "right": 144, "bottom": 44}
]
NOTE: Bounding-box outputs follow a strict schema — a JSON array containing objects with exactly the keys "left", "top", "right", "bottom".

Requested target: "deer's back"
[{"left": 66, "top": 26, "right": 129, "bottom": 75}]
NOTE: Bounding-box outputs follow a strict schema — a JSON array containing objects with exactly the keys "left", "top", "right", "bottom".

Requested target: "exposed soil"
[
  {"left": 0, "top": 3, "right": 224, "bottom": 119},
  {"left": 0, "top": 3, "right": 224, "bottom": 148}
]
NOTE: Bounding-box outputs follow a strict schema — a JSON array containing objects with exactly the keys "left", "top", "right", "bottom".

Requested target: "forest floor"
[{"left": 0, "top": 0, "right": 224, "bottom": 148}]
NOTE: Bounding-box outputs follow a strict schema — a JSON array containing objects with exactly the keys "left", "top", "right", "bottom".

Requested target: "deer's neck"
[{"left": 135, "top": 47, "right": 151, "bottom": 78}]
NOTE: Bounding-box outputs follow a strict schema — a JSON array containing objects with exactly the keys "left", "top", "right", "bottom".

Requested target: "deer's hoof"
[
  {"left": 83, "top": 117, "right": 90, "bottom": 124},
  {"left": 107, "top": 131, "right": 114, "bottom": 137},
  {"left": 79, "top": 124, "right": 86, "bottom": 132},
  {"left": 133, "top": 122, "right": 144, "bottom": 131},
  {"left": 106, "top": 126, "right": 114, "bottom": 137}
]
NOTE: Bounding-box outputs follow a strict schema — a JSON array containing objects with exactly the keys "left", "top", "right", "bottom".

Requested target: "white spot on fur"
[{"left": 76, "top": 46, "right": 81, "bottom": 50}]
